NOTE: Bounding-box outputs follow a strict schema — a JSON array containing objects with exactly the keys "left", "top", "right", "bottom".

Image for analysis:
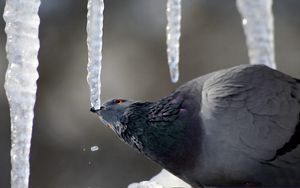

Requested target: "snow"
[
  {"left": 166, "top": 0, "right": 181, "bottom": 83},
  {"left": 128, "top": 169, "right": 191, "bottom": 188},
  {"left": 236, "top": 0, "right": 276, "bottom": 69},
  {"left": 128, "top": 181, "right": 164, "bottom": 188},
  {"left": 3, "top": 0, "right": 41, "bottom": 187},
  {"left": 87, "top": 0, "right": 104, "bottom": 110}
]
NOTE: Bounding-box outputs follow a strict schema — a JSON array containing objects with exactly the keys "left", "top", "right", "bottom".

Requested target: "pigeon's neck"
[
  {"left": 119, "top": 91, "right": 202, "bottom": 175},
  {"left": 147, "top": 120, "right": 201, "bottom": 175},
  {"left": 142, "top": 93, "right": 202, "bottom": 175}
]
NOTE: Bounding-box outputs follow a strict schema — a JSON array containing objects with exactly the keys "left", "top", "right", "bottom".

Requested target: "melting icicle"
[
  {"left": 3, "top": 0, "right": 41, "bottom": 187},
  {"left": 236, "top": 0, "right": 276, "bottom": 69},
  {"left": 87, "top": 0, "right": 104, "bottom": 110},
  {"left": 166, "top": 0, "right": 181, "bottom": 83}
]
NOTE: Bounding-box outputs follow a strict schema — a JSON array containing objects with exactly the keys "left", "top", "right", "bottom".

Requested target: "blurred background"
[{"left": 0, "top": 0, "right": 300, "bottom": 187}]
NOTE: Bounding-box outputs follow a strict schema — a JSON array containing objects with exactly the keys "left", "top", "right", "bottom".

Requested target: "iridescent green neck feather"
[{"left": 120, "top": 92, "right": 202, "bottom": 175}]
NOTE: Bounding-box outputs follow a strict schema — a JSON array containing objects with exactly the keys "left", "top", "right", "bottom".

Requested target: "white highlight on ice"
[
  {"left": 3, "top": 0, "right": 41, "bottom": 187},
  {"left": 90, "top": 145, "right": 99, "bottom": 151},
  {"left": 87, "top": 0, "right": 104, "bottom": 110},
  {"left": 236, "top": 0, "right": 276, "bottom": 69},
  {"left": 128, "top": 169, "right": 191, "bottom": 188},
  {"left": 166, "top": 0, "right": 181, "bottom": 83}
]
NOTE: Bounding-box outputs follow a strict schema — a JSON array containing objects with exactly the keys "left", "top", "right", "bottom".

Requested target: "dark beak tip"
[
  {"left": 90, "top": 107, "right": 98, "bottom": 113},
  {"left": 90, "top": 106, "right": 105, "bottom": 114}
]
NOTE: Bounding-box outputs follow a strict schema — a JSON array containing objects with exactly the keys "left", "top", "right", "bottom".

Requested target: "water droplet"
[{"left": 90, "top": 145, "right": 99, "bottom": 151}]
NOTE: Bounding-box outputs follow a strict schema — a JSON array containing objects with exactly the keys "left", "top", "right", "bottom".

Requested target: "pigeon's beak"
[{"left": 90, "top": 106, "right": 105, "bottom": 116}]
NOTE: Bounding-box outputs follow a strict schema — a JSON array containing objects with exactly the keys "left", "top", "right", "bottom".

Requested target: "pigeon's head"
[
  {"left": 91, "top": 93, "right": 201, "bottom": 174},
  {"left": 91, "top": 98, "right": 152, "bottom": 151},
  {"left": 91, "top": 98, "right": 134, "bottom": 134}
]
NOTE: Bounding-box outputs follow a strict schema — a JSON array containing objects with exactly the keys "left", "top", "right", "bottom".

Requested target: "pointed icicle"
[
  {"left": 166, "top": 0, "right": 182, "bottom": 83},
  {"left": 87, "top": 0, "right": 104, "bottom": 110},
  {"left": 236, "top": 0, "right": 276, "bottom": 69},
  {"left": 3, "top": 0, "right": 41, "bottom": 187}
]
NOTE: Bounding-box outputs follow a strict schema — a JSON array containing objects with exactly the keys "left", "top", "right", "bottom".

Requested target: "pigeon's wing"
[{"left": 201, "top": 64, "right": 300, "bottom": 161}]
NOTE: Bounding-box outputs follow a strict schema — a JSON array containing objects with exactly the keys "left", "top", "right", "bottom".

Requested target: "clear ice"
[
  {"left": 236, "top": 0, "right": 276, "bottom": 69},
  {"left": 3, "top": 0, "right": 41, "bottom": 188},
  {"left": 87, "top": 0, "right": 104, "bottom": 110},
  {"left": 166, "top": 0, "right": 181, "bottom": 83}
]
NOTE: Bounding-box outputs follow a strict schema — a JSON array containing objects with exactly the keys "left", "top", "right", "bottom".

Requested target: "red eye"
[{"left": 115, "top": 99, "right": 125, "bottom": 104}]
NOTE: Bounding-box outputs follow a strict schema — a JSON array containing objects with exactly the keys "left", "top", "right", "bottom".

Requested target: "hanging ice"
[
  {"left": 166, "top": 0, "right": 181, "bottom": 83},
  {"left": 236, "top": 0, "right": 276, "bottom": 69},
  {"left": 3, "top": 0, "right": 41, "bottom": 188},
  {"left": 87, "top": 0, "right": 104, "bottom": 110}
]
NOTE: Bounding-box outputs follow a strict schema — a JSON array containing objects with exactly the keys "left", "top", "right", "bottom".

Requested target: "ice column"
[
  {"left": 166, "top": 0, "right": 181, "bottom": 83},
  {"left": 3, "top": 0, "right": 41, "bottom": 188},
  {"left": 87, "top": 0, "right": 104, "bottom": 110},
  {"left": 236, "top": 0, "right": 276, "bottom": 69}
]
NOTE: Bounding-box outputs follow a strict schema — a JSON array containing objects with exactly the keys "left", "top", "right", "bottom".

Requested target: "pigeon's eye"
[{"left": 115, "top": 99, "right": 125, "bottom": 104}]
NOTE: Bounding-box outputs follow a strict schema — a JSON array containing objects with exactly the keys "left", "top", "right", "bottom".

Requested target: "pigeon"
[{"left": 91, "top": 64, "right": 300, "bottom": 187}]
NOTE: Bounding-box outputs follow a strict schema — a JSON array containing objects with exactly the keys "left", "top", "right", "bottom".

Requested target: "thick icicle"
[
  {"left": 236, "top": 0, "right": 276, "bottom": 69},
  {"left": 3, "top": 0, "right": 41, "bottom": 188},
  {"left": 87, "top": 0, "right": 104, "bottom": 110},
  {"left": 166, "top": 0, "right": 181, "bottom": 83},
  {"left": 86, "top": 0, "right": 104, "bottom": 109}
]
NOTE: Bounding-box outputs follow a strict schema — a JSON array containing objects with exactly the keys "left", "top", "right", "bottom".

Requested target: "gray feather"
[{"left": 177, "top": 64, "right": 300, "bottom": 186}]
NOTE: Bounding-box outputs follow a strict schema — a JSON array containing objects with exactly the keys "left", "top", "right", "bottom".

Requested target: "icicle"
[
  {"left": 166, "top": 0, "right": 181, "bottom": 83},
  {"left": 3, "top": 0, "right": 41, "bottom": 188},
  {"left": 236, "top": 0, "right": 276, "bottom": 69},
  {"left": 87, "top": 0, "right": 104, "bottom": 110}
]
